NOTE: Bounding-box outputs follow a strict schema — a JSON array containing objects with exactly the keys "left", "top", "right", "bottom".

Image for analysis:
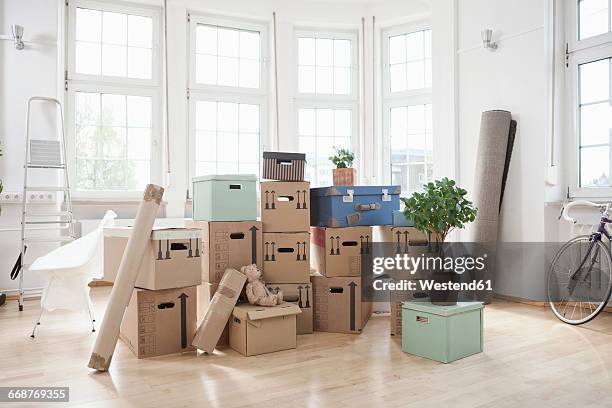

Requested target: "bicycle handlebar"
[{"left": 560, "top": 200, "right": 609, "bottom": 224}]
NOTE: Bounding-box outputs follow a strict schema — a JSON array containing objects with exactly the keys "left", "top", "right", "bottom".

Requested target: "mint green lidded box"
[
  {"left": 402, "top": 301, "right": 483, "bottom": 363},
  {"left": 192, "top": 174, "right": 257, "bottom": 221}
]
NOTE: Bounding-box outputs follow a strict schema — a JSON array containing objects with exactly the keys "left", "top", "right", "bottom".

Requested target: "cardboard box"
[
  {"left": 311, "top": 275, "right": 371, "bottom": 334},
  {"left": 192, "top": 268, "right": 246, "bottom": 354},
  {"left": 229, "top": 303, "right": 301, "bottom": 356},
  {"left": 262, "top": 151, "right": 306, "bottom": 181},
  {"left": 261, "top": 181, "right": 310, "bottom": 232},
  {"left": 120, "top": 286, "right": 197, "bottom": 358},
  {"left": 265, "top": 283, "right": 313, "bottom": 334},
  {"left": 262, "top": 232, "right": 310, "bottom": 283},
  {"left": 390, "top": 279, "right": 429, "bottom": 336},
  {"left": 197, "top": 283, "right": 229, "bottom": 346},
  {"left": 373, "top": 226, "right": 428, "bottom": 251},
  {"left": 310, "top": 226, "right": 372, "bottom": 277},
  {"left": 104, "top": 227, "right": 202, "bottom": 290},
  {"left": 186, "top": 220, "right": 262, "bottom": 283}
]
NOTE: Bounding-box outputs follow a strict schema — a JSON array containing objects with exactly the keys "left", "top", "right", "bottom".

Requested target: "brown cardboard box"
[
  {"left": 192, "top": 268, "right": 246, "bottom": 354},
  {"left": 389, "top": 279, "right": 429, "bottom": 336},
  {"left": 197, "top": 283, "right": 229, "bottom": 346},
  {"left": 104, "top": 227, "right": 202, "bottom": 290},
  {"left": 229, "top": 303, "right": 301, "bottom": 356},
  {"left": 119, "top": 286, "right": 197, "bottom": 358},
  {"left": 265, "top": 283, "right": 313, "bottom": 334},
  {"left": 260, "top": 181, "right": 310, "bottom": 232},
  {"left": 373, "top": 226, "right": 428, "bottom": 251},
  {"left": 311, "top": 274, "right": 371, "bottom": 334},
  {"left": 390, "top": 301, "right": 402, "bottom": 336},
  {"left": 310, "top": 226, "right": 372, "bottom": 277},
  {"left": 262, "top": 232, "right": 310, "bottom": 283},
  {"left": 186, "top": 220, "right": 262, "bottom": 283}
]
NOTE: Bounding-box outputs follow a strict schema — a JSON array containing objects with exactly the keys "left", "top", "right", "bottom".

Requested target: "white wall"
[
  {"left": 0, "top": 0, "right": 62, "bottom": 294},
  {"left": 451, "top": 0, "right": 562, "bottom": 300}
]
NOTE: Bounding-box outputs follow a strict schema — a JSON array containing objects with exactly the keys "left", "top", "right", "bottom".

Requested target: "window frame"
[
  {"left": 567, "top": 1, "right": 612, "bottom": 198},
  {"left": 65, "top": 0, "right": 163, "bottom": 199},
  {"left": 188, "top": 14, "right": 269, "bottom": 96},
  {"left": 381, "top": 22, "right": 433, "bottom": 188},
  {"left": 293, "top": 28, "right": 360, "bottom": 187},
  {"left": 294, "top": 29, "right": 359, "bottom": 102},
  {"left": 187, "top": 92, "right": 268, "bottom": 186},
  {"left": 187, "top": 14, "right": 269, "bottom": 195},
  {"left": 67, "top": 0, "right": 162, "bottom": 87},
  {"left": 294, "top": 100, "right": 360, "bottom": 187}
]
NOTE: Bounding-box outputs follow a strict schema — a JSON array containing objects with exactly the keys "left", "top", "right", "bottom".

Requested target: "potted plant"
[
  {"left": 329, "top": 147, "right": 356, "bottom": 186},
  {"left": 401, "top": 177, "right": 478, "bottom": 305}
]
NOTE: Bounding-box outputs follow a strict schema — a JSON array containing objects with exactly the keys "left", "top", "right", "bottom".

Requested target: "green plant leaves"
[
  {"left": 329, "top": 146, "right": 354, "bottom": 169},
  {"left": 400, "top": 177, "right": 478, "bottom": 242}
]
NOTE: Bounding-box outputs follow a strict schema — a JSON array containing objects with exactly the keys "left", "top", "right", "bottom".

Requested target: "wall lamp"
[
  {"left": 11, "top": 25, "right": 25, "bottom": 50},
  {"left": 481, "top": 29, "right": 497, "bottom": 51}
]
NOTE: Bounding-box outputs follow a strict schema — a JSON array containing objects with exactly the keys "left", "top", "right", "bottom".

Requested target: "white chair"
[{"left": 28, "top": 211, "right": 117, "bottom": 337}]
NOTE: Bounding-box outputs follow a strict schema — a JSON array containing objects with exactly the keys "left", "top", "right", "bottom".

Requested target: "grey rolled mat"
[
  {"left": 470, "top": 110, "right": 516, "bottom": 303},
  {"left": 471, "top": 110, "right": 514, "bottom": 242}
]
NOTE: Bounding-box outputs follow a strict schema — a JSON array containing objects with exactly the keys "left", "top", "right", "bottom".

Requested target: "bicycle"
[{"left": 547, "top": 200, "right": 612, "bottom": 325}]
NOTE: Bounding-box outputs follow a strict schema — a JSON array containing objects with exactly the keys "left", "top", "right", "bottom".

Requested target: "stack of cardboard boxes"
[
  {"left": 373, "top": 210, "right": 430, "bottom": 337},
  {"left": 309, "top": 185, "right": 402, "bottom": 334},
  {"left": 260, "top": 152, "right": 313, "bottom": 335},
  {"left": 103, "top": 226, "right": 202, "bottom": 358},
  {"left": 187, "top": 174, "right": 262, "bottom": 348}
]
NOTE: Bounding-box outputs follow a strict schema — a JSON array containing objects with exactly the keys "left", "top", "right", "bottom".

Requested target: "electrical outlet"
[{"left": 0, "top": 191, "right": 56, "bottom": 204}]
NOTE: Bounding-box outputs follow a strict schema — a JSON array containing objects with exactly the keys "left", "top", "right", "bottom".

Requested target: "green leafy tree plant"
[
  {"left": 401, "top": 177, "right": 477, "bottom": 245},
  {"left": 329, "top": 147, "right": 355, "bottom": 169}
]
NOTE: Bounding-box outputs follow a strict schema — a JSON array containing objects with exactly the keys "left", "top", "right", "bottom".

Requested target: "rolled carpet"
[
  {"left": 471, "top": 110, "right": 514, "bottom": 242},
  {"left": 470, "top": 110, "right": 516, "bottom": 303}
]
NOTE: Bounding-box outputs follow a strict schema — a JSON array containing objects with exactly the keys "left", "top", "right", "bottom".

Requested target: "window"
[
  {"left": 295, "top": 30, "right": 358, "bottom": 187},
  {"left": 389, "top": 104, "right": 433, "bottom": 193},
  {"left": 383, "top": 24, "right": 432, "bottom": 194},
  {"left": 298, "top": 37, "right": 352, "bottom": 95},
  {"left": 388, "top": 30, "right": 431, "bottom": 93},
  {"left": 194, "top": 25, "right": 262, "bottom": 88},
  {"left": 298, "top": 108, "right": 352, "bottom": 186},
  {"left": 194, "top": 100, "right": 260, "bottom": 175},
  {"left": 568, "top": 1, "right": 612, "bottom": 196},
  {"left": 189, "top": 15, "right": 267, "bottom": 184},
  {"left": 578, "top": 0, "right": 611, "bottom": 40},
  {"left": 67, "top": 0, "right": 161, "bottom": 197}
]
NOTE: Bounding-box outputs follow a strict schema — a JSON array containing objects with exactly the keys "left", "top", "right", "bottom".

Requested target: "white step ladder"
[{"left": 19, "top": 97, "right": 75, "bottom": 311}]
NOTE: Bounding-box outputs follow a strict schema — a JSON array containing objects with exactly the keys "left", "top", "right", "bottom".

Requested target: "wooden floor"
[{"left": 3, "top": 288, "right": 612, "bottom": 408}]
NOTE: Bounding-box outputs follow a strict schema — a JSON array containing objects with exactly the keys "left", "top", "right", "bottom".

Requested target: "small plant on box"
[
  {"left": 329, "top": 147, "right": 355, "bottom": 169},
  {"left": 329, "top": 147, "right": 356, "bottom": 186},
  {"left": 401, "top": 177, "right": 477, "bottom": 246}
]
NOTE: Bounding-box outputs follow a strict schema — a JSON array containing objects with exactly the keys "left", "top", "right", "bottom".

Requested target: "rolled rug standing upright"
[
  {"left": 471, "top": 110, "right": 516, "bottom": 303},
  {"left": 88, "top": 184, "right": 164, "bottom": 372}
]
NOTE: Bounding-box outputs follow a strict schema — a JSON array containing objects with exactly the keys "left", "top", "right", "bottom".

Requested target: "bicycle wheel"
[{"left": 547, "top": 235, "right": 612, "bottom": 325}]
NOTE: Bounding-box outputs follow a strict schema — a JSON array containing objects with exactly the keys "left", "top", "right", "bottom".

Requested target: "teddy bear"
[{"left": 240, "top": 264, "right": 283, "bottom": 307}]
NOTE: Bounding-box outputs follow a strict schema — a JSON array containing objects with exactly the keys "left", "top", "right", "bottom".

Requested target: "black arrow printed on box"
[
  {"left": 250, "top": 225, "right": 258, "bottom": 264},
  {"left": 348, "top": 281, "right": 357, "bottom": 332},
  {"left": 178, "top": 292, "right": 188, "bottom": 349}
]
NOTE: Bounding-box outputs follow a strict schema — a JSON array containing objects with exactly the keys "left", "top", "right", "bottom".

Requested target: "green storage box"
[
  {"left": 402, "top": 301, "right": 483, "bottom": 363},
  {"left": 192, "top": 174, "right": 257, "bottom": 221}
]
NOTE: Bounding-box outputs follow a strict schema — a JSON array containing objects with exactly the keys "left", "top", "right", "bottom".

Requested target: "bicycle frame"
[{"left": 569, "top": 215, "right": 612, "bottom": 282}]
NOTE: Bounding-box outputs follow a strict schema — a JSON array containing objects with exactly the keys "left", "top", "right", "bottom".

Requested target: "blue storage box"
[
  {"left": 392, "top": 210, "right": 414, "bottom": 227},
  {"left": 192, "top": 174, "right": 257, "bottom": 221},
  {"left": 310, "top": 186, "right": 400, "bottom": 228}
]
